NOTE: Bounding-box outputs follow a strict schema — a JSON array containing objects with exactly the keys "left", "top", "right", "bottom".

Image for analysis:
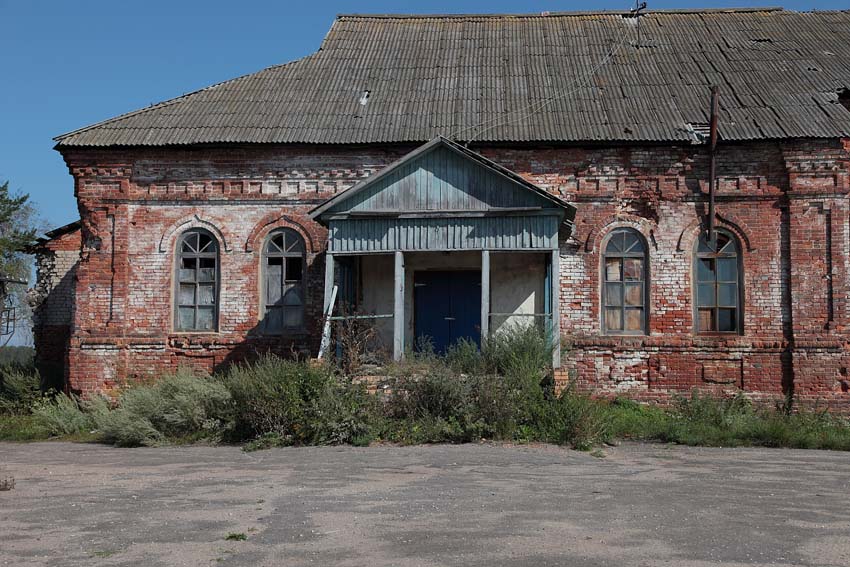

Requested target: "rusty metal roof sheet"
[{"left": 55, "top": 8, "right": 850, "bottom": 147}]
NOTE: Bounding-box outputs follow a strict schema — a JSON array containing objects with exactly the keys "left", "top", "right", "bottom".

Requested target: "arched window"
[
  {"left": 262, "top": 229, "right": 305, "bottom": 333},
  {"left": 602, "top": 228, "right": 648, "bottom": 334},
  {"left": 175, "top": 229, "right": 218, "bottom": 331},
  {"left": 694, "top": 229, "right": 742, "bottom": 333}
]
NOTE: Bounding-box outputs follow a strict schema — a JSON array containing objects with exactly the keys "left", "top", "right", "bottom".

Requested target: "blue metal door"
[{"left": 414, "top": 271, "right": 481, "bottom": 354}]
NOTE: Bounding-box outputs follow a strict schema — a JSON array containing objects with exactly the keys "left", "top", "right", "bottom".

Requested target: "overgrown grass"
[
  {"left": 604, "top": 392, "right": 850, "bottom": 450},
  {"left": 3, "top": 326, "right": 850, "bottom": 452},
  {"left": 0, "top": 363, "right": 41, "bottom": 416},
  {"left": 223, "top": 356, "right": 378, "bottom": 448},
  {"left": 379, "top": 325, "right": 610, "bottom": 448},
  {"left": 0, "top": 414, "right": 47, "bottom": 441},
  {"left": 95, "top": 369, "right": 233, "bottom": 446},
  {"left": 0, "top": 360, "right": 51, "bottom": 441}
]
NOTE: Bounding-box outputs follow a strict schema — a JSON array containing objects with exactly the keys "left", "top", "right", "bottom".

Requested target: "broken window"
[
  {"left": 695, "top": 229, "right": 742, "bottom": 334},
  {"left": 262, "top": 229, "right": 305, "bottom": 333},
  {"left": 175, "top": 229, "right": 218, "bottom": 332},
  {"left": 602, "top": 228, "right": 648, "bottom": 334}
]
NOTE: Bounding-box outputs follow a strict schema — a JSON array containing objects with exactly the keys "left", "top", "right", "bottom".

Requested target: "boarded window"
[
  {"left": 694, "top": 230, "right": 742, "bottom": 333},
  {"left": 602, "top": 228, "right": 648, "bottom": 334},
  {"left": 262, "top": 229, "right": 306, "bottom": 333},
  {"left": 175, "top": 230, "right": 218, "bottom": 331}
]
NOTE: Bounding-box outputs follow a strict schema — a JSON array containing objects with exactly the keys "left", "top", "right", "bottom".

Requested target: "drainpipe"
[{"left": 708, "top": 86, "right": 719, "bottom": 242}]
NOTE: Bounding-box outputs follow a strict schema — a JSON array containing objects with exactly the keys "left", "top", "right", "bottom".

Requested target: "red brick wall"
[
  {"left": 486, "top": 141, "right": 850, "bottom": 410},
  {"left": 56, "top": 140, "right": 850, "bottom": 410},
  {"left": 61, "top": 146, "right": 410, "bottom": 395},
  {"left": 30, "top": 227, "right": 81, "bottom": 390}
]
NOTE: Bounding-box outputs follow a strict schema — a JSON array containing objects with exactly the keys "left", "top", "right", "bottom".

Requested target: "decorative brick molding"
[
  {"left": 244, "top": 212, "right": 322, "bottom": 254},
  {"left": 34, "top": 140, "right": 850, "bottom": 411},
  {"left": 158, "top": 214, "right": 232, "bottom": 253},
  {"left": 675, "top": 214, "right": 754, "bottom": 253},
  {"left": 583, "top": 213, "right": 657, "bottom": 253}
]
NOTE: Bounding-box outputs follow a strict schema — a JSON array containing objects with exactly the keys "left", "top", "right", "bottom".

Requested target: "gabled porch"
[{"left": 310, "top": 137, "right": 575, "bottom": 368}]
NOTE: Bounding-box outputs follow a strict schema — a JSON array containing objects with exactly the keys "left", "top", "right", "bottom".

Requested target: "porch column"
[
  {"left": 393, "top": 251, "right": 405, "bottom": 361},
  {"left": 323, "top": 253, "right": 335, "bottom": 315},
  {"left": 480, "top": 250, "right": 490, "bottom": 343},
  {"left": 550, "top": 249, "right": 561, "bottom": 369}
]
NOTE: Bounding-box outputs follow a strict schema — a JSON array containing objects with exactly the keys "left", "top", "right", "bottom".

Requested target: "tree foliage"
[
  {"left": 0, "top": 180, "right": 37, "bottom": 279},
  {"left": 0, "top": 181, "right": 40, "bottom": 346}
]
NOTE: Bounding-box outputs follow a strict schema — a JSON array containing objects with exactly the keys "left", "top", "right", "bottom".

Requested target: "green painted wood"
[
  {"left": 327, "top": 215, "right": 561, "bottom": 253},
  {"left": 326, "top": 145, "right": 551, "bottom": 215}
]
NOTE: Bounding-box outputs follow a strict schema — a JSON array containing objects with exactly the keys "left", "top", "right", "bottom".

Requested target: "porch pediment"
[{"left": 310, "top": 137, "right": 575, "bottom": 253}]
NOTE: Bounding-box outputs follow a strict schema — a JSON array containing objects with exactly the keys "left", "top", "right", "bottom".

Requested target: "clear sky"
[
  {"left": 0, "top": 0, "right": 846, "bottom": 231},
  {"left": 0, "top": 1, "right": 846, "bottom": 346}
]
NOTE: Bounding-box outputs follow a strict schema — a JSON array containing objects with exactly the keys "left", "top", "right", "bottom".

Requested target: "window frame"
[
  {"left": 260, "top": 228, "right": 307, "bottom": 335},
  {"left": 173, "top": 228, "right": 220, "bottom": 333},
  {"left": 693, "top": 228, "right": 744, "bottom": 335},
  {"left": 600, "top": 227, "right": 650, "bottom": 336}
]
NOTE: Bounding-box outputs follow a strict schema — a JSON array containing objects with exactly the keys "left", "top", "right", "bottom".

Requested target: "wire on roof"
[{"left": 451, "top": 1, "right": 640, "bottom": 146}]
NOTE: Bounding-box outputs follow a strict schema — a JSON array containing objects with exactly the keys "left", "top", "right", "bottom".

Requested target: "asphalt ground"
[{"left": 1, "top": 441, "right": 848, "bottom": 566}]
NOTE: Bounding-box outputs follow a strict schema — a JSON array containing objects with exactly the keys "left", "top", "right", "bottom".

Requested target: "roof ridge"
[
  {"left": 53, "top": 54, "right": 317, "bottom": 143},
  {"left": 334, "top": 7, "right": 786, "bottom": 19}
]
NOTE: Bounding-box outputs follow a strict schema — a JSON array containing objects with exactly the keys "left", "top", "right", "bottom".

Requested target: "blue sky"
[
  {"left": 0, "top": 1, "right": 846, "bottom": 346},
  {"left": 0, "top": 0, "right": 846, "bottom": 231},
  {"left": 1, "top": 1, "right": 847, "bottom": 231}
]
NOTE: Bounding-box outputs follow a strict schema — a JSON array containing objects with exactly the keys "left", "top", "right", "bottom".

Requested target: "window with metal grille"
[
  {"left": 175, "top": 229, "right": 218, "bottom": 331},
  {"left": 602, "top": 228, "right": 648, "bottom": 334},
  {"left": 694, "top": 229, "right": 742, "bottom": 333},
  {"left": 262, "top": 229, "right": 305, "bottom": 333}
]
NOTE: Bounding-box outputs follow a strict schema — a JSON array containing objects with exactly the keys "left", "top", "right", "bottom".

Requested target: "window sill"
[
  {"left": 602, "top": 332, "right": 648, "bottom": 337},
  {"left": 171, "top": 331, "right": 220, "bottom": 336},
  {"left": 251, "top": 330, "right": 309, "bottom": 338},
  {"left": 695, "top": 332, "right": 743, "bottom": 337}
]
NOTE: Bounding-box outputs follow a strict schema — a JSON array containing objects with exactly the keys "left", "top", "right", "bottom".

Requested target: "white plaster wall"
[
  {"left": 358, "top": 251, "right": 547, "bottom": 350},
  {"left": 358, "top": 254, "right": 394, "bottom": 348},
  {"left": 490, "top": 252, "right": 547, "bottom": 334}
]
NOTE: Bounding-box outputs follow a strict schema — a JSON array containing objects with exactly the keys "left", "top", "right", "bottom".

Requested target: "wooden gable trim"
[{"left": 309, "top": 136, "right": 575, "bottom": 223}]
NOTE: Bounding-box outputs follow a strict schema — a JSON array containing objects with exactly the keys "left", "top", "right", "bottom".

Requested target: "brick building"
[
  {"left": 32, "top": 8, "right": 850, "bottom": 409},
  {"left": 28, "top": 221, "right": 80, "bottom": 390}
]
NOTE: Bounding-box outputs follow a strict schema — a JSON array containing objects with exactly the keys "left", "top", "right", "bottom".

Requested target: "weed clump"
[
  {"left": 4, "top": 323, "right": 850, "bottom": 452},
  {"left": 223, "top": 356, "right": 378, "bottom": 447},
  {"left": 31, "top": 393, "right": 93, "bottom": 437},
  {"left": 0, "top": 365, "right": 40, "bottom": 416},
  {"left": 89, "top": 370, "right": 232, "bottom": 447}
]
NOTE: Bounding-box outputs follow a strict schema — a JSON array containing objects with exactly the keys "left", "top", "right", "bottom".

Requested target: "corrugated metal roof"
[{"left": 55, "top": 8, "right": 850, "bottom": 147}]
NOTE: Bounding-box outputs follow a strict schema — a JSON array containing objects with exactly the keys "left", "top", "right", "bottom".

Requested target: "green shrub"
[
  {"left": 222, "top": 357, "right": 377, "bottom": 446},
  {"left": 0, "top": 414, "right": 48, "bottom": 441},
  {"left": 94, "top": 408, "right": 163, "bottom": 447},
  {"left": 126, "top": 370, "right": 232, "bottom": 438},
  {"left": 599, "top": 391, "right": 850, "bottom": 451},
  {"left": 390, "top": 364, "right": 470, "bottom": 421},
  {"left": 93, "top": 370, "right": 233, "bottom": 447},
  {"left": 31, "top": 393, "right": 93, "bottom": 437},
  {"left": 604, "top": 397, "right": 670, "bottom": 440},
  {"left": 445, "top": 338, "right": 485, "bottom": 375},
  {"left": 482, "top": 323, "right": 553, "bottom": 382},
  {"left": 242, "top": 432, "right": 287, "bottom": 452},
  {"left": 309, "top": 378, "right": 379, "bottom": 445},
  {"left": 673, "top": 391, "right": 754, "bottom": 427},
  {"left": 0, "top": 346, "right": 34, "bottom": 367},
  {"left": 0, "top": 365, "right": 40, "bottom": 415},
  {"left": 384, "top": 363, "right": 476, "bottom": 443},
  {"left": 467, "top": 373, "right": 521, "bottom": 440},
  {"left": 534, "top": 387, "right": 612, "bottom": 450},
  {"left": 385, "top": 354, "right": 556, "bottom": 444}
]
